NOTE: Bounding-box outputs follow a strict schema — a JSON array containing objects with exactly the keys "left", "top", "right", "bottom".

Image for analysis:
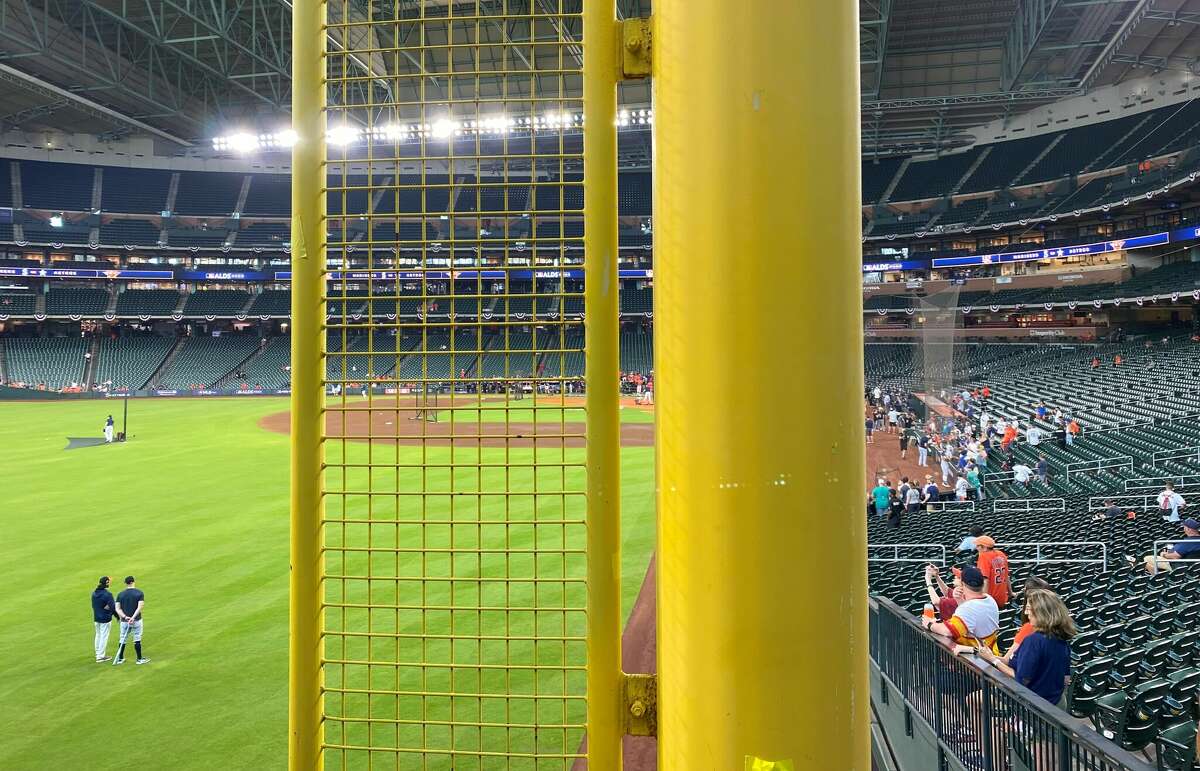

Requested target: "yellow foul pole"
[
  {"left": 583, "top": 0, "right": 623, "bottom": 766},
  {"left": 653, "top": 1, "right": 868, "bottom": 768},
  {"left": 289, "top": 0, "right": 325, "bottom": 765}
]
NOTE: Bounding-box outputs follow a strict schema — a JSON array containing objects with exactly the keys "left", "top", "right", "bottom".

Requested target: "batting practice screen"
[{"left": 289, "top": 0, "right": 621, "bottom": 767}]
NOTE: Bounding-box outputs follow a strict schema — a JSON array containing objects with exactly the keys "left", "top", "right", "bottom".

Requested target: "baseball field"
[{"left": 0, "top": 395, "right": 657, "bottom": 768}]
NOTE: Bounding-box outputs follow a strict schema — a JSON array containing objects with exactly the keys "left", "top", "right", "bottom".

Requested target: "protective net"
[{"left": 918, "top": 283, "right": 962, "bottom": 427}]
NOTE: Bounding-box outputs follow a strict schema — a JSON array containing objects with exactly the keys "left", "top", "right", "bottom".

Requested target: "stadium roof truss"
[{"left": 0, "top": 0, "right": 1195, "bottom": 157}]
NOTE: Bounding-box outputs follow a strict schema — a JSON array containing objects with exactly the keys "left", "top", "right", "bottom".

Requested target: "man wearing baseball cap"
[
  {"left": 920, "top": 565, "right": 1001, "bottom": 653},
  {"left": 1126, "top": 518, "right": 1200, "bottom": 574},
  {"left": 974, "top": 535, "right": 1010, "bottom": 608}
]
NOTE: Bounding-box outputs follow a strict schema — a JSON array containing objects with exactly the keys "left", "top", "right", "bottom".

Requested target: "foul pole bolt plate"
[
  {"left": 623, "top": 672, "right": 657, "bottom": 736},
  {"left": 620, "top": 18, "right": 652, "bottom": 79}
]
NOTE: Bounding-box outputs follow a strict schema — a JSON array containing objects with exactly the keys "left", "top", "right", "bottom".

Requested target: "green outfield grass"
[{"left": 0, "top": 397, "right": 655, "bottom": 769}]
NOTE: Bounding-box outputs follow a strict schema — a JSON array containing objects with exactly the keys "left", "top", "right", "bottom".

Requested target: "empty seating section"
[
  {"left": 888, "top": 148, "right": 980, "bottom": 202},
  {"left": 537, "top": 330, "right": 585, "bottom": 378},
  {"left": 0, "top": 161, "right": 11, "bottom": 208},
  {"left": 937, "top": 198, "right": 987, "bottom": 229},
  {"left": 861, "top": 156, "right": 905, "bottom": 204},
  {"left": 183, "top": 290, "right": 251, "bottom": 316},
  {"left": 101, "top": 167, "right": 171, "bottom": 213},
  {"left": 45, "top": 287, "right": 109, "bottom": 315},
  {"left": 243, "top": 175, "right": 291, "bottom": 216},
  {"left": 619, "top": 328, "right": 652, "bottom": 373},
  {"left": 173, "top": 171, "right": 243, "bottom": 215},
  {"left": 958, "top": 135, "right": 1053, "bottom": 194},
  {"left": 21, "top": 161, "right": 93, "bottom": 210},
  {"left": 0, "top": 291, "right": 36, "bottom": 315},
  {"left": 167, "top": 228, "right": 229, "bottom": 247},
  {"left": 3, "top": 337, "right": 86, "bottom": 387},
  {"left": 328, "top": 333, "right": 410, "bottom": 380},
  {"left": 101, "top": 219, "right": 161, "bottom": 246},
  {"left": 22, "top": 222, "right": 88, "bottom": 244},
  {"left": 239, "top": 222, "right": 290, "bottom": 245},
  {"left": 1107, "top": 100, "right": 1200, "bottom": 168},
  {"left": 1022, "top": 114, "right": 1146, "bottom": 184},
  {"left": 232, "top": 335, "right": 291, "bottom": 388},
  {"left": 476, "top": 330, "right": 536, "bottom": 379},
  {"left": 619, "top": 172, "right": 651, "bottom": 215},
  {"left": 158, "top": 335, "right": 260, "bottom": 388},
  {"left": 620, "top": 286, "right": 652, "bottom": 314},
  {"left": 116, "top": 289, "right": 181, "bottom": 316},
  {"left": 249, "top": 290, "right": 290, "bottom": 316},
  {"left": 95, "top": 336, "right": 174, "bottom": 390}
]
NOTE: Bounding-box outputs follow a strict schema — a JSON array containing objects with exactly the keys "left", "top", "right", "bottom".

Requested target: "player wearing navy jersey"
[{"left": 114, "top": 576, "right": 149, "bottom": 665}]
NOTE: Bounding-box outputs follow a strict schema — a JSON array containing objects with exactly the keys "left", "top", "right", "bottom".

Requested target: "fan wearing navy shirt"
[{"left": 978, "top": 590, "right": 1074, "bottom": 705}]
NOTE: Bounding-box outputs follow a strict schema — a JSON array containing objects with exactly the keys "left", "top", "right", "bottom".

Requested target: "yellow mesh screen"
[{"left": 320, "top": 0, "right": 587, "bottom": 766}]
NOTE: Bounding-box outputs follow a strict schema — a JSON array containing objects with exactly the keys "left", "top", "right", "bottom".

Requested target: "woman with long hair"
[{"left": 978, "top": 590, "right": 1075, "bottom": 705}]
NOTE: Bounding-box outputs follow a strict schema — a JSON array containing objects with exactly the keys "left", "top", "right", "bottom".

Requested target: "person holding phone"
[{"left": 920, "top": 566, "right": 1000, "bottom": 654}]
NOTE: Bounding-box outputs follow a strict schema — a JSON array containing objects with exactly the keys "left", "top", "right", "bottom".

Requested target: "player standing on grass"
[
  {"left": 103, "top": 414, "right": 114, "bottom": 444},
  {"left": 114, "top": 576, "right": 149, "bottom": 665},
  {"left": 91, "top": 576, "right": 118, "bottom": 662}
]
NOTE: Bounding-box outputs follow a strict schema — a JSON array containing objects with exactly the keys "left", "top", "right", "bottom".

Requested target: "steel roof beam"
[{"left": 0, "top": 61, "right": 193, "bottom": 145}]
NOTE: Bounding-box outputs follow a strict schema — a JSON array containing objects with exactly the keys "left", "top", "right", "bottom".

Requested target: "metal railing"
[
  {"left": 1151, "top": 445, "right": 1200, "bottom": 464},
  {"left": 1124, "top": 474, "right": 1200, "bottom": 492},
  {"left": 997, "top": 541, "right": 1108, "bottom": 571},
  {"left": 867, "top": 543, "right": 948, "bottom": 566},
  {"left": 926, "top": 499, "right": 976, "bottom": 512},
  {"left": 869, "top": 595, "right": 1155, "bottom": 771},
  {"left": 992, "top": 498, "right": 1065, "bottom": 513},
  {"left": 1088, "top": 494, "right": 1163, "bottom": 512},
  {"left": 1065, "top": 455, "right": 1133, "bottom": 479}
]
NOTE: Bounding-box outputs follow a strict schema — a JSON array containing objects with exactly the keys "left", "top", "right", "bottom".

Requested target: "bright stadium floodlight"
[
  {"left": 226, "top": 132, "right": 259, "bottom": 153},
  {"left": 327, "top": 124, "right": 360, "bottom": 146},
  {"left": 49, "top": 214, "right": 63, "bottom": 228},
  {"left": 430, "top": 118, "right": 459, "bottom": 139},
  {"left": 274, "top": 129, "right": 298, "bottom": 148}
]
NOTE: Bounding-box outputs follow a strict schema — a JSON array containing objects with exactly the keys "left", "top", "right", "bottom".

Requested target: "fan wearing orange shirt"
[
  {"left": 1000, "top": 424, "right": 1018, "bottom": 451},
  {"left": 974, "top": 535, "right": 1010, "bottom": 608}
]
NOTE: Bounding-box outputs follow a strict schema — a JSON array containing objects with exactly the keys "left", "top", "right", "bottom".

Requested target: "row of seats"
[
  {"left": 0, "top": 327, "right": 653, "bottom": 388},
  {"left": 5, "top": 286, "right": 661, "bottom": 317}
]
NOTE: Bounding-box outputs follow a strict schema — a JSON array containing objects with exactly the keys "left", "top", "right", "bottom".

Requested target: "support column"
[
  {"left": 288, "top": 0, "right": 325, "bottom": 765},
  {"left": 583, "top": 0, "right": 623, "bottom": 766},
  {"left": 653, "top": 1, "right": 868, "bottom": 768}
]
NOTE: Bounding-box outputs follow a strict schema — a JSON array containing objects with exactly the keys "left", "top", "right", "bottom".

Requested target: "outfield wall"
[{"left": 0, "top": 385, "right": 291, "bottom": 400}]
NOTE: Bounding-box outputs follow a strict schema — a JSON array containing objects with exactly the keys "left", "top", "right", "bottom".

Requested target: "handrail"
[
  {"left": 867, "top": 543, "right": 948, "bottom": 566},
  {"left": 992, "top": 497, "right": 1065, "bottom": 512},
  {"left": 1124, "top": 474, "right": 1200, "bottom": 492},
  {"left": 926, "top": 499, "right": 975, "bottom": 512},
  {"left": 996, "top": 541, "right": 1107, "bottom": 571},
  {"left": 1151, "top": 445, "right": 1200, "bottom": 464},
  {"left": 1088, "top": 494, "right": 1161, "bottom": 512},
  {"left": 868, "top": 595, "right": 1155, "bottom": 771},
  {"left": 1065, "top": 455, "right": 1133, "bottom": 479}
]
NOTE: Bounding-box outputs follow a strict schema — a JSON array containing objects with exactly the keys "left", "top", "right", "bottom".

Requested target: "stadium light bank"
[{"left": 211, "top": 109, "right": 653, "bottom": 153}]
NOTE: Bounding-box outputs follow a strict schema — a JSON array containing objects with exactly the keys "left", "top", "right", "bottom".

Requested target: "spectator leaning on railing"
[
  {"left": 921, "top": 566, "right": 1001, "bottom": 654},
  {"left": 976, "top": 590, "right": 1075, "bottom": 707}
]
